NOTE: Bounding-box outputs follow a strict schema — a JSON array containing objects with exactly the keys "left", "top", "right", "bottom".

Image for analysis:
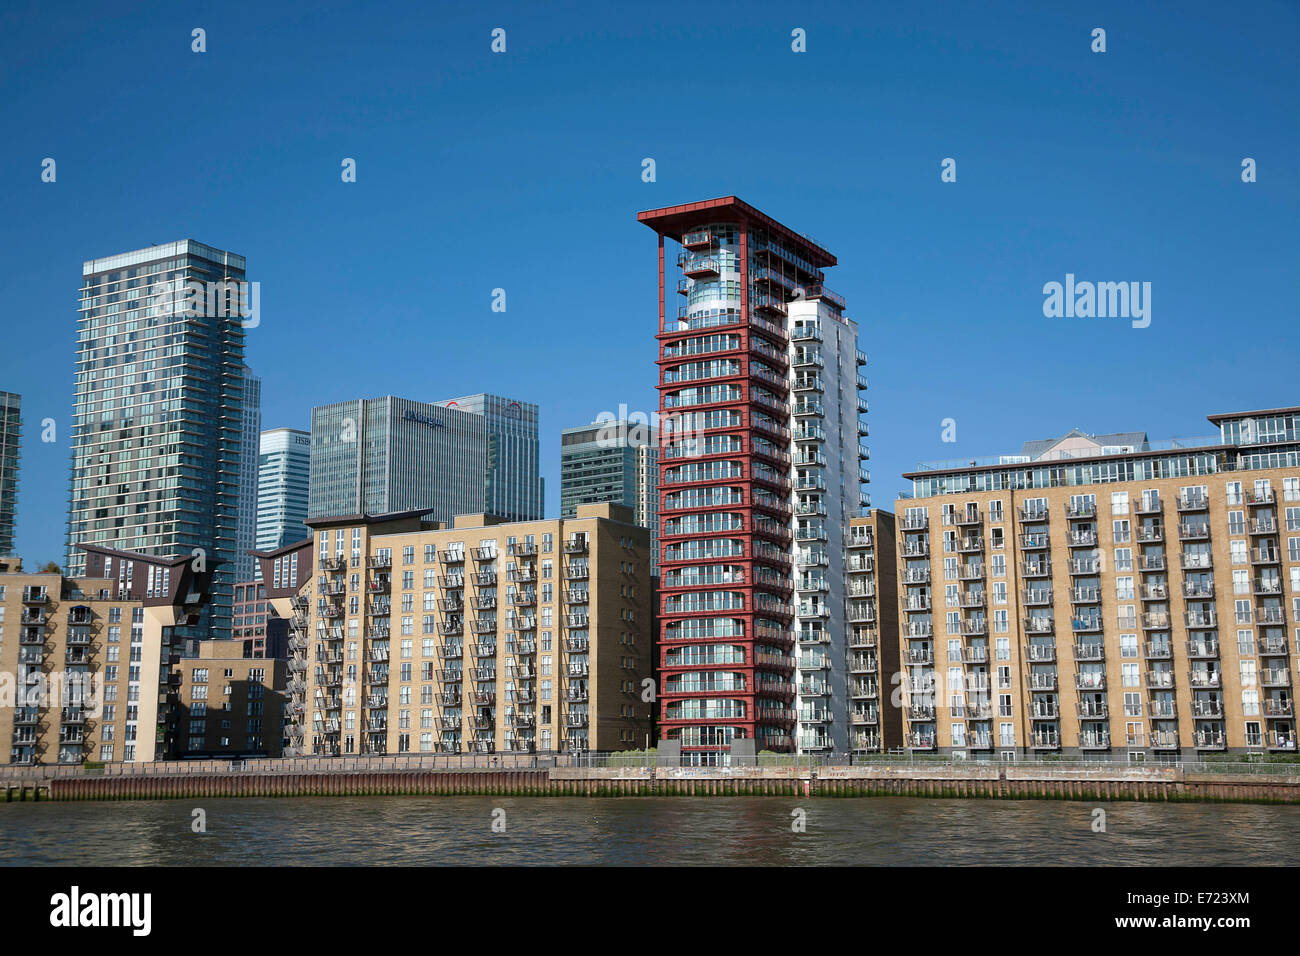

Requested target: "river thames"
[{"left": 3, "top": 796, "right": 1299, "bottom": 865}]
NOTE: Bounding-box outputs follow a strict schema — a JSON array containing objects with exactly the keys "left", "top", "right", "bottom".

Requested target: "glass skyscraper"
[
  {"left": 256, "top": 427, "right": 312, "bottom": 555},
  {"left": 440, "top": 393, "right": 544, "bottom": 522},
  {"left": 308, "top": 396, "right": 489, "bottom": 522},
  {"left": 0, "top": 391, "right": 20, "bottom": 556},
  {"left": 66, "top": 240, "right": 251, "bottom": 641},
  {"left": 560, "top": 418, "right": 659, "bottom": 572},
  {"left": 235, "top": 368, "right": 262, "bottom": 582}
]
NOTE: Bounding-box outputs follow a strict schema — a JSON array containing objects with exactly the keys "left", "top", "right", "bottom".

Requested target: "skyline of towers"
[{"left": 307, "top": 393, "right": 544, "bottom": 526}]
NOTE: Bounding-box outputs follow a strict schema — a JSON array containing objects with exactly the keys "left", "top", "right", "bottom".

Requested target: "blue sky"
[{"left": 1, "top": 0, "right": 1297, "bottom": 565}]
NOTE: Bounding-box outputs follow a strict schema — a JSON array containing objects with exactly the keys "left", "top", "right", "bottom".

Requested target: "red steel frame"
[{"left": 639, "top": 198, "right": 835, "bottom": 756}]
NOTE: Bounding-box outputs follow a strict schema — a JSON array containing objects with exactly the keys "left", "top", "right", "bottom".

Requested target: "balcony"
[
  {"left": 1187, "top": 671, "right": 1222, "bottom": 689},
  {"left": 1145, "top": 671, "right": 1175, "bottom": 689},
  {"left": 1147, "top": 700, "right": 1177, "bottom": 718},
  {"left": 1178, "top": 523, "right": 1210, "bottom": 541},
  {"left": 1135, "top": 526, "right": 1163, "bottom": 544},
  {"left": 1021, "top": 562, "right": 1052, "bottom": 578},
  {"left": 1144, "top": 642, "right": 1173, "bottom": 659},
  {"left": 1191, "top": 699, "right": 1224, "bottom": 718},
  {"left": 1258, "top": 637, "right": 1291, "bottom": 656},
  {"left": 1025, "top": 643, "right": 1056, "bottom": 662},
  {"left": 1070, "top": 586, "right": 1101, "bottom": 604},
  {"left": 1256, "top": 607, "right": 1287, "bottom": 625},
  {"left": 1018, "top": 507, "right": 1050, "bottom": 523},
  {"left": 1031, "top": 733, "right": 1062, "bottom": 750},
  {"left": 1074, "top": 673, "right": 1106, "bottom": 691},
  {"left": 1250, "top": 518, "right": 1278, "bottom": 535},
  {"left": 958, "top": 563, "right": 984, "bottom": 580},
  {"left": 904, "top": 648, "right": 933, "bottom": 665},
  {"left": 1023, "top": 589, "right": 1053, "bottom": 606},
  {"left": 1261, "top": 669, "right": 1291, "bottom": 688},
  {"left": 1184, "top": 611, "right": 1217, "bottom": 628},
  {"left": 1070, "top": 530, "right": 1100, "bottom": 547},
  {"left": 1073, "top": 643, "right": 1105, "bottom": 661},
  {"left": 1134, "top": 497, "right": 1163, "bottom": 515},
  {"left": 907, "top": 733, "right": 937, "bottom": 750},
  {"left": 1079, "top": 732, "right": 1111, "bottom": 750},
  {"left": 1141, "top": 613, "right": 1171, "bottom": 630},
  {"left": 1251, "top": 548, "right": 1282, "bottom": 566},
  {"left": 1150, "top": 732, "right": 1180, "bottom": 750},
  {"left": 1027, "top": 674, "right": 1058, "bottom": 691},
  {"left": 1065, "top": 502, "right": 1096, "bottom": 519},
  {"left": 1185, "top": 640, "right": 1219, "bottom": 659},
  {"left": 1020, "top": 532, "right": 1050, "bottom": 550},
  {"left": 1265, "top": 699, "right": 1295, "bottom": 718},
  {"left": 1194, "top": 732, "right": 1226, "bottom": 750},
  {"left": 1182, "top": 582, "right": 1215, "bottom": 599}
]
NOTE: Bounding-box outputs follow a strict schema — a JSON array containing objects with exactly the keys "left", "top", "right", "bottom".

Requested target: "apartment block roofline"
[
  {"left": 304, "top": 508, "right": 438, "bottom": 529},
  {"left": 82, "top": 239, "right": 246, "bottom": 275},
  {"left": 1206, "top": 406, "right": 1300, "bottom": 423},
  {"left": 636, "top": 195, "right": 837, "bottom": 267},
  {"left": 248, "top": 538, "right": 314, "bottom": 560},
  {"left": 903, "top": 438, "right": 1228, "bottom": 480}
]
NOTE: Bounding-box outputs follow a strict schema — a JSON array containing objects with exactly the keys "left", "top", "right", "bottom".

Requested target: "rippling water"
[{"left": 2, "top": 797, "right": 1298, "bottom": 866}]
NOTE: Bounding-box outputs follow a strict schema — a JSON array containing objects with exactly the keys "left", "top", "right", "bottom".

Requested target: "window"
[
  {"left": 1110, "top": 492, "right": 1129, "bottom": 515},
  {"left": 1114, "top": 549, "right": 1132, "bottom": 572},
  {"left": 1121, "top": 663, "right": 1139, "bottom": 687}
]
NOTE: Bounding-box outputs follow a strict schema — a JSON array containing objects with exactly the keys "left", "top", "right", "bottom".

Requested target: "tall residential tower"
[
  {"left": 638, "top": 197, "right": 870, "bottom": 764},
  {"left": 66, "top": 241, "right": 251, "bottom": 641},
  {"left": 0, "top": 391, "right": 20, "bottom": 556}
]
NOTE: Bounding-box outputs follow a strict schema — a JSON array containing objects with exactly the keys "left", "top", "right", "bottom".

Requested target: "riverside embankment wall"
[{"left": 5, "top": 763, "right": 1300, "bottom": 803}]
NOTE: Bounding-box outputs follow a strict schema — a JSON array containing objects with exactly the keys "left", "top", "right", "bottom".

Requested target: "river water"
[{"left": 2, "top": 797, "right": 1297, "bottom": 865}]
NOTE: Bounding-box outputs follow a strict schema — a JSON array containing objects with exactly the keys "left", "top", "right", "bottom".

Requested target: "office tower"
[
  {"left": 66, "top": 241, "right": 248, "bottom": 642},
  {"left": 256, "top": 427, "right": 311, "bottom": 558},
  {"left": 896, "top": 406, "right": 1300, "bottom": 757},
  {"left": 560, "top": 418, "right": 660, "bottom": 573},
  {"left": 235, "top": 368, "right": 262, "bottom": 583},
  {"left": 638, "top": 197, "right": 870, "bottom": 764},
  {"left": 0, "top": 391, "right": 19, "bottom": 556},
  {"left": 440, "top": 393, "right": 544, "bottom": 522},
  {"left": 258, "top": 503, "right": 651, "bottom": 757},
  {"left": 308, "top": 396, "right": 488, "bottom": 522},
  {"left": 2, "top": 545, "right": 219, "bottom": 764}
]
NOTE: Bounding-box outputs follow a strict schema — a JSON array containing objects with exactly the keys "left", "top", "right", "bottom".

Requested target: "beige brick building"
[
  {"left": 0, "top": 546, "right": 221, "bottom": 765},
  {"left": 174, "top": 640, "right": 286, "bottom": 757},
  {"left": 895, "top": 407, "right": 1300, "bottom": 757},
  {"left": 260, "top": 502, "right": 652, "bottom": 757},
  {"left": 844, "top": 511, "right": 903, "bottom": 752}
]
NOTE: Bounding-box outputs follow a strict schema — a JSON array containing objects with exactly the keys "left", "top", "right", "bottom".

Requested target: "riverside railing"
[{"left": 3, "top": 749, "right": 1300, "bottom": 781}]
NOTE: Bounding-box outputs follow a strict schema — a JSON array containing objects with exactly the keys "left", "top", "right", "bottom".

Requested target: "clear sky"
[{"left": 1, "top": 0, "right": 1297, "bottom": 566}]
